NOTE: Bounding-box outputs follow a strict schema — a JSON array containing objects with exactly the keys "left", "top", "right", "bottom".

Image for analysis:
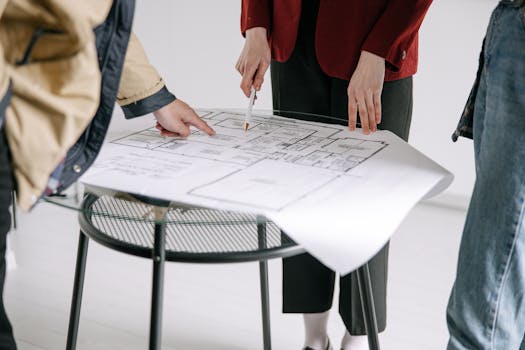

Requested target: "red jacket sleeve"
[
  {"left": 361, "top": 0, "right": 432, "bottom": 71},
  {"left": 240, "top": 0, "right": 272, "bottom": 35}
]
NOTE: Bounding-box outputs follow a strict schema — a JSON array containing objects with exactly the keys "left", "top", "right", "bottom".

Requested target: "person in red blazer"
[{"left": 236, "top": 1, "right": 432, "bottom": 349}]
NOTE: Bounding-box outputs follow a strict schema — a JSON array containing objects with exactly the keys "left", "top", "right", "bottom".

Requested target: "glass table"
[{"left": 42, "top": 109, "right": 382, "bottom": 350}]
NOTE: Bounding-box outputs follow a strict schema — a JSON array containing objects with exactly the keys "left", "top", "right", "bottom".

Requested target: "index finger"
[{"left": 185, "top": 113, "right": 216, "bottom": 136}]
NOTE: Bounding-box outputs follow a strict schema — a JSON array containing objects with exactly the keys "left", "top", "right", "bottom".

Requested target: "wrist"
[
  {"left": 153, "top": 104, "right": 167, "bottom": 117},
  {"left": 360, "top": 50, "right": 385, "bottom": 65},
  {"left": 246, "top": 27, "right": 267, "bottom": 40},
  {"left": 153, "top": 99, "right": 177, "bottom": 119}
]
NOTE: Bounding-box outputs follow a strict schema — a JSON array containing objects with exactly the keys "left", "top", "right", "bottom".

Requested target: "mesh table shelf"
[
  {"left": 67, "top": 193, "right": 304, "bottom": 350},
  {"left": 80, "top": 195, "right": 301, "bottom": 263}
]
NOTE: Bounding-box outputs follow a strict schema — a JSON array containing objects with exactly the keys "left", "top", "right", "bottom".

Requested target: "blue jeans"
[{"left": 447, "top": 1, "right": 525, "bottom": 349}]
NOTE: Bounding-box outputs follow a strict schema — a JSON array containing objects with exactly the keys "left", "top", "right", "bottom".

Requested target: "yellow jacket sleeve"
[{"left": 117, "top": 33, "right": 176, "bottom": 118}]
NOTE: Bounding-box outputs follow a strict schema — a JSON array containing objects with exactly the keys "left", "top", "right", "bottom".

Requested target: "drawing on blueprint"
[
  {"left": 112, "top": 111, "right": 387, "bottom": 171},
  {"left": 86, "top": 111, "right": 389, "bottom": 211}
]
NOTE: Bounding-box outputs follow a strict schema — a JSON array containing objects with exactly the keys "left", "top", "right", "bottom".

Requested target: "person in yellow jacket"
[{"left": 0, "top": 1, "right": 214, "bottom": 348}]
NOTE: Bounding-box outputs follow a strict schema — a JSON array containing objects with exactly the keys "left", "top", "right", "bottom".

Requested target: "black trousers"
[
  {"left": 0, "top": 87, "right": 16, "bottom": 349},
  {"left": 272, "top": 0, "right": 413, "bottom": 335}
]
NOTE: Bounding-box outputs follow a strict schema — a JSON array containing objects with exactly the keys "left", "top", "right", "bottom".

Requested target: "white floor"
[{"left": 5, "top": 200, "right": 466, "bottom": 350}]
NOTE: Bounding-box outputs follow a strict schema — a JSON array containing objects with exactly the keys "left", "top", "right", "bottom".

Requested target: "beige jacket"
[{"left": 0, "top": 0, "right": 166, "bottom": 210}]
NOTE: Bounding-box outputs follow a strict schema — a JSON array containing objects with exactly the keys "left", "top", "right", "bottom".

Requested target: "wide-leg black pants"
[{"left": 271, "top": 0, "right": 413, "bottom": 335}]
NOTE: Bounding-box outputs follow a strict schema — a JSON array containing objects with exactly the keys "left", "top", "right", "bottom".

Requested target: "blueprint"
[{"left": 81, "top": 109, "right": 453, "bottom": 274}]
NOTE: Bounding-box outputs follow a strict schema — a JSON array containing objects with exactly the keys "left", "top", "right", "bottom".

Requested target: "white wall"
[
  {"left": 117, "top": 0, "right": 499, "bottom": 203},
  {"left": 132, "top": 1, "right": 260, "bottom": 109},
  {"left": 412, "top": 0, "right": 497, "bottom": 202}
]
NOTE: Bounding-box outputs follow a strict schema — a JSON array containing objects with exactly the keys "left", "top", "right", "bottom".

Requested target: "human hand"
[
  {"left": 153, "top": 99, "right": 215, "bottom": 137},
  {"left": 235, "top": 27, "right": 271, "bottom": 97},
  {"left": 347, "top": 50, "right": 385, "bottom": 135}
]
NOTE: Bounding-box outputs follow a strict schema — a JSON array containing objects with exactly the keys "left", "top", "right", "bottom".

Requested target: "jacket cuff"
[
  {"left": 120, "top": 86, "right": 176, "bottom": 119},
  {"left": 240, "top": 0, "right": 271, "bottom": 36},
  {"left": 361, "top": 0, "right": 432, "bottom": 72},
  {"left": 361, "top": 38, "right": 412, "bottom": 73}
]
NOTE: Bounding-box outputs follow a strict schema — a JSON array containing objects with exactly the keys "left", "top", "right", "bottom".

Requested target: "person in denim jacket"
[
  {"left": 0, "top": 1, "right": 214, "bottom": 348},
  {"left": 447, "top": 0, "right": 525, "bottom": 349}
]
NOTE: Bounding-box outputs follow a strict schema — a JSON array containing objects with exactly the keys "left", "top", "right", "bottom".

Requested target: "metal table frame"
[{"left": 65, "top": 194, "right": 381, "bottom": 350}]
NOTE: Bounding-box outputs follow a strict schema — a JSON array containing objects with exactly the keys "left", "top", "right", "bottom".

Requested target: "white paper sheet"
[{"left": 81, "top": 110, "right": 453, "bottom": 274}]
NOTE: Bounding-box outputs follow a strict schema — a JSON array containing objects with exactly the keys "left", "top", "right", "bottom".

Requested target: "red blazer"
[{"left": 241, "top": 0, "right": 432, "bottom": 81}]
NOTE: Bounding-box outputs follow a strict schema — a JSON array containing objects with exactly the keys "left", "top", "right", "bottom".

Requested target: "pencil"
[{"left": 244, "top": 87, "right": 256, "bottom": 132}]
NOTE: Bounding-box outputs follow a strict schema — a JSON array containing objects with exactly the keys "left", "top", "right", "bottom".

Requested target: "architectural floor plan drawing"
[
  {"left": 107, "top": 111, "right": 389, "bottom": 210},
  {"left": 81, "top": 109, "right": 453, "bottom": 274}
]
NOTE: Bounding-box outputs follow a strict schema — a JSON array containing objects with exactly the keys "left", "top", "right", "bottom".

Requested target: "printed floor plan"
[
  {"left": 81, "top": 109, "right": 452, "bottom": 274},
  {"left": 104, "top": 111, "right": 388, "bottom": 210}
]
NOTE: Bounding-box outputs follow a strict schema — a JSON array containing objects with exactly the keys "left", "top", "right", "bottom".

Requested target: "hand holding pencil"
[{"left": 236, "top": 27, "right": 270, "bottom": 132}]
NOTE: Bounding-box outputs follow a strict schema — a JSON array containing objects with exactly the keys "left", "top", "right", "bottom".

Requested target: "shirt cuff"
[{"left": 120, "top": 86, "right": 176, "bottom": 119}]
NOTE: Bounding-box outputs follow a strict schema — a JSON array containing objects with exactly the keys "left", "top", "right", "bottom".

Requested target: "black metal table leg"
[
  {"left": 149, "top": 222, "right": 167, "bottom": 350},
  {"left": 66, "top": 232, "right": 90, "bottom": 350},
  {"left": 257, "top": 217, "right": 271, "bottom": 350},
  {"left": 356, "top": 262, "right": 380, "bottom": 350}
]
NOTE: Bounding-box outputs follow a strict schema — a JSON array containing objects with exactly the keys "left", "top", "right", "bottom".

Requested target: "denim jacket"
[
  {"left": 2, "top": 0, "right": 175, "bottom": 210},
  {"left": 453, "top": 0, "right": 525, "bottom": 141},
  {"left": 451, "top": 40, "right": 484, "bottom": 142}
]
